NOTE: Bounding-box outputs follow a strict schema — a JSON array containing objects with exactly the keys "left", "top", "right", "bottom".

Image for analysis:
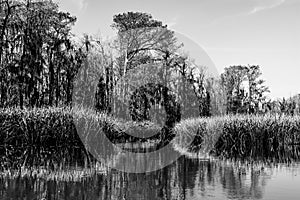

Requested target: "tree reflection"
[{"left": 1, "top": 156, "right": 289, "bottom": 200}]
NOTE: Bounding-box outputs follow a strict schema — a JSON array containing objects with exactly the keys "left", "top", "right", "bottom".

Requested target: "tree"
[
  {"left": 221, "top": 66, "right": 248, "bottom": 114},
  {"left": 112, "top": 12, "right": 166, "bottom": 32},
  {"left": 221, "top": 65, "right": 269, "bottom": 114},
  {"left": 110, "top": 12, "right": 181, "bottom": 115},
  {"left": 73, "top": 34, "right": 115, "bottom": 112},
  {"left": 110, "top": 12, "right": 218, "bottom": 120},
  {"left": 111, "top": 12, "right": 178, "bottom": 79},
  {"left": 246, "top": 65, "right": 270, "bottom": 113},
  {"left": 107, "top": 12, "right": 221, "bottom": 119},
  {"left": 0, "top": 0, "right": 84, "bottom": 108}
]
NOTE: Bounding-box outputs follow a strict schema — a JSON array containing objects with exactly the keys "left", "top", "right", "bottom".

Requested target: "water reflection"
[{"left": 1, "top": 156, "right": 300, "bottom": 200}]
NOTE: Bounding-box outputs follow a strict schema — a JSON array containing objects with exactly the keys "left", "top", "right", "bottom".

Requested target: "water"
[{"left": 1, "top": 155, "right": 300, "bottom": 200}]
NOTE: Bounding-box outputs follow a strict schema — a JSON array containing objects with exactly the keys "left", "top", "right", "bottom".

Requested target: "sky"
[{"left": 57, "top": 0, "right": 300, "bottom": 99}]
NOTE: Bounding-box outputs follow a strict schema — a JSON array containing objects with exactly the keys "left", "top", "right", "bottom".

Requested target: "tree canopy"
[
  {"left": 221, "top": 65, "right": 269, "bottom": 114},
  {"left": 0, "top": 4, "right": 277, "bottom": 116},
  {"left": 0, "top": 0, "right": 84, "bottom": 108}
]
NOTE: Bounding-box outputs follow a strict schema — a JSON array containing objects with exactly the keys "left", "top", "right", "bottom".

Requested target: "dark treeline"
[
  {"left": 0, "top": 0, "right": 215, "bottom": 118},
  {"left": 0, "top": 0, "right": 298, "bottom": 117},
  {"left": 221, "top": 65, "right": 300, "bottom": 115},
  {"left": 0, "top": 0, "right": 85, "bottom": 108}
]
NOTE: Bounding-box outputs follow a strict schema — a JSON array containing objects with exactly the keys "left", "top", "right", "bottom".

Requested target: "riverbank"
[{"left": 1, "top": 107, "right": 300, "bottom": 170}]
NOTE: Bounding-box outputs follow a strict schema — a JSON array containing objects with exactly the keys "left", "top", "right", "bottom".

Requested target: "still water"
[{"left": 1, "top": 155, "right": 300, "bottom": 200}]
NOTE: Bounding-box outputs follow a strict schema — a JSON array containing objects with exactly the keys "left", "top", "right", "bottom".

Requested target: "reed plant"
[
  {"left": 0, "top": 106, "right": 162, "bottom": 169},
  {"left": 173, "top": 114, "right": 300, "bottom": 161},
  {"left": 0, "top": 107, "right": 91, "bottom": 169},
  {"left": 1, "top": 107, "right": 300, "bottom": 170}
]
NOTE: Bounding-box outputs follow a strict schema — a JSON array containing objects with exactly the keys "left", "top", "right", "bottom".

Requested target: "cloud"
[
  {"left": 211, "top": 0, "right": 286, "bottom": 25},
  {"left": 247, "top": 0, "right": 286, "bottom": 15},
  {"left": 58, "top": 0, "right": 88, "bottom": 14},
  {"left": 71, "top": 0, "right": 87, "bottom": 11}
]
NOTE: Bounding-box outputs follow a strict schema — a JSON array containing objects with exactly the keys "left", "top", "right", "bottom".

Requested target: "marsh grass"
[
  {"left": 173, "top": 114, "right": 300, "bottom": 162},
  {"left": 0, "top": 107, "right": 91, "bottom": 170},
  {"left": 1, "top": 107, "right": 300, "bottom": 171},
  {"left": 0, "top": 107, "right": 165, "bottom": 170}
]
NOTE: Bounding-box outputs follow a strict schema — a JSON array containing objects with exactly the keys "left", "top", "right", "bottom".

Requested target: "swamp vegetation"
[{"left": 1, "top": 1, "right": 300, "bottom": 199}]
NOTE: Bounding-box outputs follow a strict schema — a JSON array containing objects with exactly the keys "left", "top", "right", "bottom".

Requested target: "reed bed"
[
  {"left": 0, "top": 107, "right": 164, "bottom": 170},
  {"left": 0, "top": 107, "right": 93, "bottom": 169},
  {"left": 173, "top": 114, "right": 300, "bottom": 161},
  {"left": 1, "top": 107, "right": 300, "bottom": 170}
]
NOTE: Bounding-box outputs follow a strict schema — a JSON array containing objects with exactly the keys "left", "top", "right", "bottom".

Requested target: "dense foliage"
[
  {"left": 221, "top": 65, "right": 269, "bottom": 114},
  {"left": 0, "top": 0, "right": 85, "bottom": 108}
]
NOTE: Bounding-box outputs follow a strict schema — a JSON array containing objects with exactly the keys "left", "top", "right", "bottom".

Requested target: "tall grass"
[
  {"left": 0, "top": 107, "right": 164, "bottom": 170},
  {"left": 0, "top": 107, "right": 89, "bottom": 169},
  {"left": 173, "top": 114, "right": 300, "bottom": 162},
  {"left": 1, "top": 107, "right": 300, "bottom": 170}
]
